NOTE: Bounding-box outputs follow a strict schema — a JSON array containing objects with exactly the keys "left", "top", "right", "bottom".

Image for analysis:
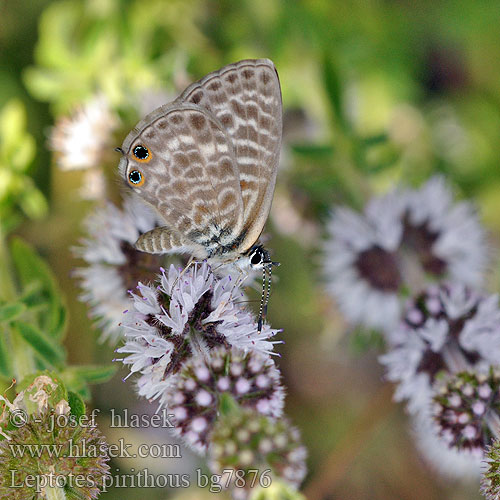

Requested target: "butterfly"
[{"left": 117, "top": 59, "right": 282, "bottom": 328}]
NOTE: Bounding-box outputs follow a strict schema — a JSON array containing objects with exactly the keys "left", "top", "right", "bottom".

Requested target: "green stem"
[
  {"left": 0, "top": 227, "right": 15, "bottom": 300},
  {"left": 0, "top": 228, "right": 36, "bottom": 380}
]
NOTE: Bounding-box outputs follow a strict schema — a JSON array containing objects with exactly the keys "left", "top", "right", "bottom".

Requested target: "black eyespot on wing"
[
  {"left": 133, "top": 145, "right": 149, "bottom": 160},
  {"left": 129, "top": 170, "right": 143, "bottom": 185}
]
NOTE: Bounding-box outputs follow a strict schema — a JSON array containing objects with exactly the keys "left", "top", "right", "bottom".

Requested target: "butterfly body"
[{"left": 117, "top": 59, "right": 282, "bottom": 273}]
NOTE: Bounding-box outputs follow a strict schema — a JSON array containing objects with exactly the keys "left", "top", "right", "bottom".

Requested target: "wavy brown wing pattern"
[
  {"left": 120, "top": 104, "right": 245, "bottom": 257},
  {"left": 178, "top": 59, "right": 283, "bottom": 253}
]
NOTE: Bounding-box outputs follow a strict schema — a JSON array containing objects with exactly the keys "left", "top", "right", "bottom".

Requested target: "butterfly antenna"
[
  {"left": 257, "top": 266, "right": 267, "bottom": 332},
  {"left": 263, "top": 264, "right": 273, "bottom": 321}
]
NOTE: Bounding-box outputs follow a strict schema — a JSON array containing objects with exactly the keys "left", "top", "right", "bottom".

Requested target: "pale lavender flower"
[
  {"left": 405, "top": 176, "right": 486, "bottom": 286},
  {"left": 50, "top": 94, "right": 118, "bottom": 171},
  {"left": 324, "top": 176, "right": 487, "bottom": 332},
  {"left": 209, "top": 409, "right": 307, "bottom": 499},
  {"left": 411, "top": 411, "right": 482, "bottom": 481},
  {"left": 116, "top": 263, "right": 280, "bottom": 405},
  {"left": 78, "top": 168, "right": 107, "bottom": 201},
  {"left": 166, "top": 346, "right": 284, "bottom": 453},
  {"left": 380, "top": 283, "right": 500, "bottom": 415},
  {"left": 74, "top": 195, "right": 163, "bottom": 343},
  {"left": 324, "top": 191, "right": 404, "bottom": 332},
  {"left": 433, "top": 371, "right": 500, "bottom": 455}
]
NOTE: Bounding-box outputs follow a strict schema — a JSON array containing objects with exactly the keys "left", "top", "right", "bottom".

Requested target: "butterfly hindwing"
[{"left": 178, "top": 59, "right": 283, "bottom": 252}]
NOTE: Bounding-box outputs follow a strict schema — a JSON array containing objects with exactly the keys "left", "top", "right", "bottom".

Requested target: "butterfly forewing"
[
  {"left": 119, "top": 104, "right": 245, "bottom": 257},
  {"left": 178, "top": 59, "right": 283, "bottom": 253}
]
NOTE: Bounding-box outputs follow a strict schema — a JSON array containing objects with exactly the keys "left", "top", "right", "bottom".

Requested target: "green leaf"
[
  {"left": 19, "top": 282, "right": 46, "bottom": 308},
  {"left": 0, "top": 209, "right": 22, "bottom": 235},
  {"left": 68, "top": 391, "right": 86, "bottom": 419},
  {"left": 219, "top": 393, "right": 240, "bottom": 417},
  {"left": 0, "top": 302, "right": 26, "bottom": 323},
  {"left": 23, "top": 68, "right": 66, "bottom": 106},
  {"left": 11, "top": 135, "right": 35, "bottom": 172},
  {"left": 10, "top": 237, "right": 67, "bottom": 339},
  {"left": 15, "top": 321, "right": 65, "bottom": 366},
  {"left": 290, "top": 143, "right": 335, "bottom": 158},
  {"left": 361, "top": 133, "right": 389, "bottom": 147},
  {"left": 349, "top": 327, "right": 385, "bottom": 354},
  {"left": 0, "top": 100, "right": 26, "bottom": 156},
  {"left": 19, "top": 184, "right": 48, "bottom": 220},
  {"left": 322, "top": 53, "right": 348, "bottom": 131},
  {"left": 75, "top": 384, "right": 91, "bottom": 401},
  {"left": 69, "top": 364, "right": 117, "bottom": 384},
  {"left": 0, "top": 330, "right": 12, "bottom": 377}
]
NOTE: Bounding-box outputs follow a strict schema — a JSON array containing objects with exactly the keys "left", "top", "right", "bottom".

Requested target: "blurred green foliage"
[
  {"left": 19, "top": 0, "right": 500, "bottom": 220},
  {"left": 5, "top": 0, "right": 500, "bottom": 498},
  {"left": 23, "top": 0, "right": 204, "bottom": 114},
  {"left": 0, "top": 236, "right": 116, "bottom": 396},
  {"left": 0, "top": 100, "right": 47, "bottom": 232}
]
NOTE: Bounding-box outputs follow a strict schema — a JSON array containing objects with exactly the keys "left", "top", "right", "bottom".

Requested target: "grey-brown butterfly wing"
[
  {"left": 177, "top": 59, "right": 283, "bottom": 253},
  {"left": 119, "top": 103, "right": 245, "bottom": 257}
]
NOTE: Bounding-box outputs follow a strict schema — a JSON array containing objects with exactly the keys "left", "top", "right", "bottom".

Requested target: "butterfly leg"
[
  {"left": 235, "top": 267, "right": 249, "bottom": 288},
  {"left": 229, "top": 268, "right": 249, "bottom": 312},
  {"left": 209, "top": 262, "right": 227, "bottom": 277},
  {"left": 169, "top": 255, "right": 196, "bottom": 294},
  {"left": 207, "top": 265, "right": 249, "bottom": 319}
]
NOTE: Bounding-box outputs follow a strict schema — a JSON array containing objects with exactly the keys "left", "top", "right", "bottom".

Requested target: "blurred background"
[{"left": 4, "top": 0, "right": 500, "bottom": 498}]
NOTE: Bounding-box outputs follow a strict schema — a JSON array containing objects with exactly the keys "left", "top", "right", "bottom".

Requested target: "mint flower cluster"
[
  {"left": 325, "top": 176, "right": 500, "bottom": 498},
  {"left": 75, "top": 202, "right": 307, "bottom": 500},
  {"left": 114, "top": 261, "right": 305, "bottom": 498}
]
